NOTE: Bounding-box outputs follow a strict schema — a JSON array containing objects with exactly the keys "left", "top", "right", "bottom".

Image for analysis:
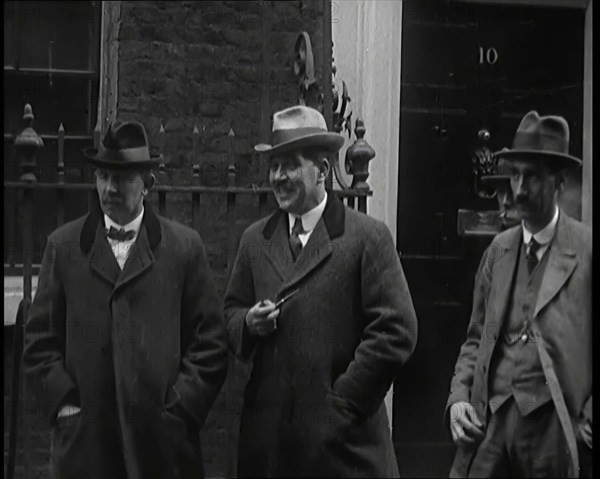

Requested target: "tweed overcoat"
[
  {"left": 446, "top": 211, "right": 592, "bottom": 478},
  {"left": 224, "top": 193, "right": 418, "bottom": 477},
  {"left": 23, "top": 197, "right": 228, "bottom": 479}
]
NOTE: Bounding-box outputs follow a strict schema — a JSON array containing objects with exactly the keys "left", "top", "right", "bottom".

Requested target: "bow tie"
[{"left": 106, "top": 226, "right": 136, "bottom": 242}]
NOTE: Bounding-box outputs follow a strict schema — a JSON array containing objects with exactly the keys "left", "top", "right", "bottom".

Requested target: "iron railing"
[{"left": 4, "top": 100, "right": 377, "bottom": 478}]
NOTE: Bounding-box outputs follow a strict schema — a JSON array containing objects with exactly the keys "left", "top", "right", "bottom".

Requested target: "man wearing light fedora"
[
  {"left": 23, "top": 121, "right": 228, "bottom": 479},
  {"left": 446, "top": 111, "right": 592, "bottom": 477},
  {"left": 224, "top": 105, "right": 418, "bottom": 477}
]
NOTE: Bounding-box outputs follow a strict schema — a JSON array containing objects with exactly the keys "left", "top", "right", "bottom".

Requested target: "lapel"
[
  {"left": 491, "top": 226, "right": 521, "bottom": 330},
  {"left": 261, "top": 192, "right": 345, "bottom": 297},
  {"left": 113, "top": 225, "right": 155, "bottom": 293},
  {"left": 88, "top": 222, "right": 121, "bottom": 286},
  {"left": 533, "top": 211, "right": 577, "bottom": 317},
  {"left": 259, "top": 211, "right": 293, "bottom": 283},
  {"left": 281, "top": 218, "right": 332, "bottom": 294},
  {"left": 80, "top": 193, "right": 162, "bottom": 292}
]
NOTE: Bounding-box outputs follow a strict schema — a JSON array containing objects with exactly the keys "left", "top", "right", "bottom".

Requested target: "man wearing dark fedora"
[
  {"left": 224, "top": 105, "right": 418, "bottom": 477},
  {"left": 446, "top": 111, "right": 592, "bottom": 477},
  {"left": 23, "top": 121, "right": 228, "bottom": 479}
]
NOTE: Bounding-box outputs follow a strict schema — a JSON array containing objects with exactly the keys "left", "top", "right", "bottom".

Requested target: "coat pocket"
[
  {"left": 322, "top": 390, "right": 362, "bottom": 448},
  {"left": 53, "top": 411, "right": 82, "bottom": 448},
  {"left": 161, "top": 409, "right": 187, "bottom": 447},
  {"left": 450, "top": 445, "right": 478, "bottom": 478},
  {"left": 159, "top": 410, "right": 204, "bottom": 479},
  {"left": 51, "top": 412, "right": 84, "bottom": 479},
  {"left": 327, "top": 391, "right": 360, "bottom": 423}
]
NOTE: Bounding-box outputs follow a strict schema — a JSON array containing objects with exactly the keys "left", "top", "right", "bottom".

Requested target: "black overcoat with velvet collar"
[{"left": 23, "top": 195, "right": 228, "bottom": 479}]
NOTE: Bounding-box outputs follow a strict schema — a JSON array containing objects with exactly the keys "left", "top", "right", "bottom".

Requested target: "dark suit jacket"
[
  {"left": 224, "top": 193, "right": 418, "bottom": 477},
  {"left": 23, "top": 198, "right": 228, "bottom": 479},
  {"left": 446, "top": 211, "right": 592, "bottom": 478}
]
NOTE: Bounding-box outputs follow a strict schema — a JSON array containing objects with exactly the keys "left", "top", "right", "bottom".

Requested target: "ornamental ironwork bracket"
[
  {"left": 294, "top": 31, "right": 322, "bottom": 108},
  {"left": 471, "top": 128, "right": 497, "bottom": 199},
  {"left": 292, "top": 32, "right": 375, "bottom": 193}
]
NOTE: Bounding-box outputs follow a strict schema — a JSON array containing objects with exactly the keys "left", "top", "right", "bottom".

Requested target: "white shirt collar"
[
  {"left": 522, "top": 206, "right": 559, "bottom": 246},
  {"left": 104, "top": 205, "right": 145, "bottom": 234},
  {"left": 288, "top": 192, "right": 327, "bottom": 235}
]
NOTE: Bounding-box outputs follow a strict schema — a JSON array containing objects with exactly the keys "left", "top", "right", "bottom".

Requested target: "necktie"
[
  {"left": 289, "top": 217, "right": 305, "bottom": 261},
  {"left": 106, "top": 226, "right": 135, "bottom": 242},
  {"left": 525, "top": 238, "right": 541, "bottom": 275}
]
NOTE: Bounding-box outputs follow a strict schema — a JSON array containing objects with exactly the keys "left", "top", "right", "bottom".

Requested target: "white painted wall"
[
  {"left": 332, "top": 0, "right": 404, "bottom": 432},
  {"left": 332, "top": 0, "right": 403, "bottom": 243},
  {"left": 582, "top": 0, "right": 592, "bottom": 227}
]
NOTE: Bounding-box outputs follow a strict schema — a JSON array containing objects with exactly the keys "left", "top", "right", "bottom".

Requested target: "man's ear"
[
  {"left": 318, "top": 158, "right": 330, "bottom": 183},
  {"left": 554, "top": 169, "right": 567, "bottom": 193},
  {"left": 142, "top": 173, "right": 156, "bottom": 196}
]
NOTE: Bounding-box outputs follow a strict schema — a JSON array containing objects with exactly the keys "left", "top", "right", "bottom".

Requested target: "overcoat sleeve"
[
  {"left": 331, "top": 221, "right": 418, "bottom": 418},
  {"left": 169, "top": 231, "right": 228, "bottom": 428},
  {"left": 23, "top": 237, "right": 78, "bottom": 426},
  {"left": 444, "top": 245, "right": 494, "bottom": 426},
  {"left": 223, "top": 229, "right": 259, "bottom": 362},
  {"left": 580, "top": 239, "right": 593, "bottom": 432}
]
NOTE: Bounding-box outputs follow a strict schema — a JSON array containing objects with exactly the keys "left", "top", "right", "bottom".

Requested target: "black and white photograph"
[{"left": 4, "top": 1, "right": 593, "bottom": 478}]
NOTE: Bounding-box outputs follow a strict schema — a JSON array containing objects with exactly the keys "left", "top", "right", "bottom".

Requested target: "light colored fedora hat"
[
  {"left": 493, "top": 110, "right": 581, "bottom": 169},
  {"left": 254, "top": 105, "right": 345, "bottom": 155}
]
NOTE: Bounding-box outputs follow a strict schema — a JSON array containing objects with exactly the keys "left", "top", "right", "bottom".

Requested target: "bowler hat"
[
  {"left": 83, "top": 121, "right": 161, "bottom": 169},
  {"left": 255, "top": 105, "right": 345, "bottom": 155},
  {"left": 493, "top": 110, "right": 581, "bottom": 169}
]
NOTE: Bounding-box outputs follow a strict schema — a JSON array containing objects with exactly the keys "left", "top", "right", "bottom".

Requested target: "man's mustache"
[
  {"left": 513, "top": 196, "right": 529, "bottom": 205},
  {"left": 272, "top": 180, "right": 292, "bottom": 189}
]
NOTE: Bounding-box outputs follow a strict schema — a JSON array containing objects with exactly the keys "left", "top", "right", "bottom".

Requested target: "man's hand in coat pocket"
[
  {"left": 57, "top": 404, "right": 81, "bottom": 420},
  {"left": 56, "top": 404, "right": 81, "bottom": 431},
  {"left": 578, "top": 420, "right": 592, "bottom": 449}
]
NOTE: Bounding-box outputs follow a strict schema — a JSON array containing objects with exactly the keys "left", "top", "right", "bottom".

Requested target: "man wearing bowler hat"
[
  {"left": 224, "top": 105, "right": 418, "bottom": 477},
  {"left": 446, "top": 111, "right": 592, "bottom": 477},
  {"left": 23, "top": 121, "right": 228, "bottom": 479}
]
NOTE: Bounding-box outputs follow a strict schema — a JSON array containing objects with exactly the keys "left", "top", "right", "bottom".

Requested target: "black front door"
[{"left": 393, "top": 1, "right": 585, "bottom": 477}]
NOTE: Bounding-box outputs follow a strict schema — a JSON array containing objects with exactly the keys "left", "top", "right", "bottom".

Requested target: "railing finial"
[
  {"left": 23, "top": 103, "right": 34, "bottom": 122},
  {"left": 158, "top": 123, "right": 167, "bottom": 175},
  {"left": 344, "top": 117, "right": 375, "bottom": 193},
  {"left": 57, "top": 123, "right": 65, "bottom": 183},
  {"left": 14, "top": 104, "right": 44, "bottom": 183}
]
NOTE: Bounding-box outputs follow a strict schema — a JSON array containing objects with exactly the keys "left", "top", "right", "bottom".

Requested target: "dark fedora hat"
[
  {"left": 255, "top": 105, "right": 345, "bottom": 155},
  {"left": 493, "top": 111, "right": 581, "bottom": 169},
  {"left": 83, "top": 121, "right": 161, "bottom": 169}
]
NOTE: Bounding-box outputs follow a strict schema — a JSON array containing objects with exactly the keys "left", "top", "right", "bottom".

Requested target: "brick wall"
[
  {"left": 114, "top": 0, "right": 326, "bottom": 282},
  {"left": 115, "top": 3, "right": 325, "bottom": 475},
  {"left": 4, "top": 2, "right": 327, "bottom": 478}
]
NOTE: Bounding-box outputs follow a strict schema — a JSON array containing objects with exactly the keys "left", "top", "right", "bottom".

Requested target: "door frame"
[
  {"left": 332, "top": 0, "right": 591, "bottom": 239},
  {"left": 393, "top": 1, "right": 591, "bottom": 475},
  {"left": 452, "top": 0, "right": 592, "bottom": 226},
  {"left": 331, "top": 0, "right": 592, "bottom": 440}
]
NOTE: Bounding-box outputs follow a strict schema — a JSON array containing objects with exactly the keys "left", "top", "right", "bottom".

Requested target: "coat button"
[{"left": 521, "top": 333, "right": 528, "bottom": 342}]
